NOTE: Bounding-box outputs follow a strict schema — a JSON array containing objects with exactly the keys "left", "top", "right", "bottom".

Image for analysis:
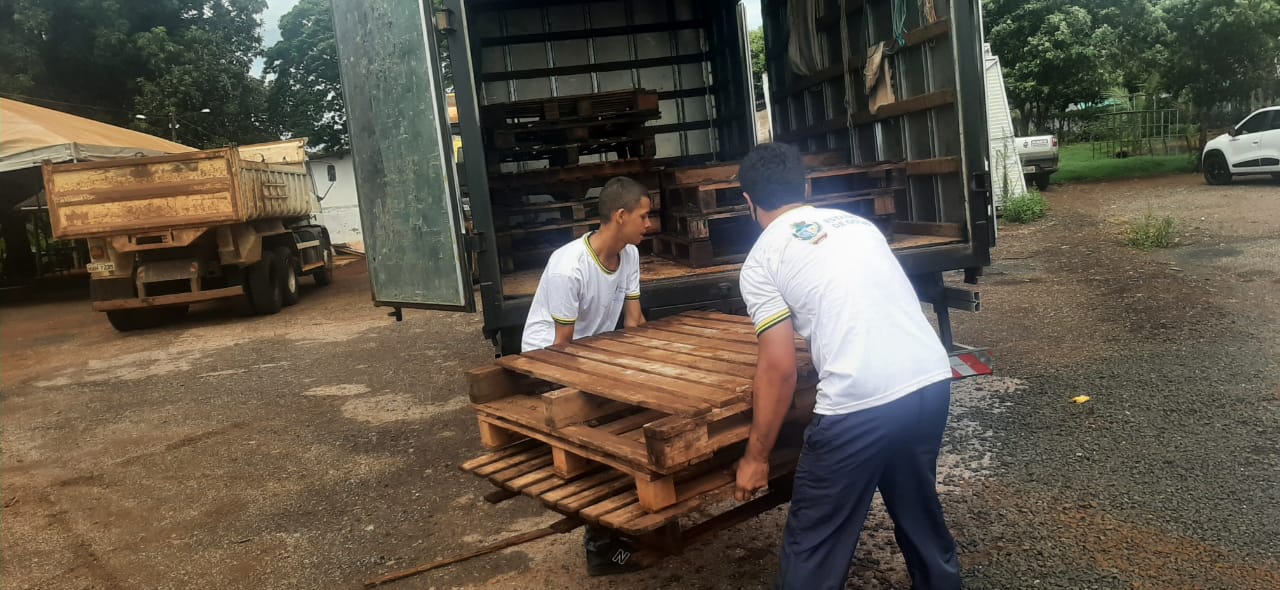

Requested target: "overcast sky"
[{"left": 254, "top": 0, "right": 762, "bottom": 74}]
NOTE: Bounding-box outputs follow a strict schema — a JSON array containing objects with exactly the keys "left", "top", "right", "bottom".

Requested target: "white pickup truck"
[{"left": 1017, "top": 135, "right": 1059, "bottom": 190}]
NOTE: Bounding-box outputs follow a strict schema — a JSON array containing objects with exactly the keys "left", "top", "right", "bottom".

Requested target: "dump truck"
[
  {"left": 331, "top": 0, "right": 993, "bottom": 354},
  {"left": 43, "top": 139, "right": 336, "bottom": 331}
]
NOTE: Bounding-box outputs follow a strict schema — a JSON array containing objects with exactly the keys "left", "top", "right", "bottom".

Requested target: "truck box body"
[
  {"left": 44, "top": 141, "right": 313, "bottom": 241},
  {"left": 331, "top": 0, "right": 992, "bottom": 352}
]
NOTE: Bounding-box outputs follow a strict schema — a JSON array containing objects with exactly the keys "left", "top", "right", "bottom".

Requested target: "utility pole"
[{"left": 168, "top": 109, "right": 179, "bottom": 142}]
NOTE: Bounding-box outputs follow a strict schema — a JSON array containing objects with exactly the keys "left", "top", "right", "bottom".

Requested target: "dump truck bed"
[{"left": 44, "top": 142, "right": 313, "bottom": 240}]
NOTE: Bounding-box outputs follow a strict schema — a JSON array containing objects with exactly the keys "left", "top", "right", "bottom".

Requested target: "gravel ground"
[{"left": 2, "top": 173, "right": 1278, "bottom": 589}]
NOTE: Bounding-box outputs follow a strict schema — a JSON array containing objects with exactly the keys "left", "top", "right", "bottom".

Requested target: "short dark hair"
[
  {"left": 598, "top": 176, "right": 649, "bottom": 224},
  {"left": 738, "top": 142, "right": 806, "bottom": 211}
]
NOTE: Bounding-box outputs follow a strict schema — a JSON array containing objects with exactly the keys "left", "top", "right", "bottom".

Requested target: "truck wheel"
[
  {"left": 1203, "top": 153, "right": 1232, "bottom": 185},
  {"left": 106, "top": 306, "right": 188, "bottom": 331},
  {"left": 1034, "top": 173, "right": 1051, "bottom": 191},
  {"left": 312, "top": 239, "right": 335, "bottom": 287},
  {"left": 275, "top": 247, "right": 300, "bottom": 306},
  {"left": 248, "top": 251, "right": 283, "bottom": 315}
]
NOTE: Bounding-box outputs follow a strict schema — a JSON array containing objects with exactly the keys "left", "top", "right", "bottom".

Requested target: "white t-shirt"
[
  {"left": 740, "top": 206, "right": 951, "bottom": 415},
  {"left": 521, "top": 232, "right": 641, "bottom": 352}
]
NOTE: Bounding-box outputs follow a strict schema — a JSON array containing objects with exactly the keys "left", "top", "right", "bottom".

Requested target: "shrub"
[
  {"left": 1002, "top": 191, "right": 1048, "bottom": 223},
  {"left": 1125, "top": 212, "right": 1178, "bottom": 250}
]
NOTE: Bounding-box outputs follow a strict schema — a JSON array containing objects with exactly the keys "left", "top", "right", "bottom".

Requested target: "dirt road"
[{"left": 3, "top": 174, "right": 1278, "bottom": 589}]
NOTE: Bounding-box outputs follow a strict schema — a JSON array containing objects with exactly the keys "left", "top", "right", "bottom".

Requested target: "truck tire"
[
  {"left": 248, "top": 251, "right": 283, "bottom": 315},
  {"left": 106, "top": 306, "right": 188, "bottom": 332},
  {"left": 1034, "top": 173, "right": 1051, "bottom": 192},
  {"left": 1203, "top": 152, "right": 1232, "bottom": 185},
  {"left": 312, "top": 236, "right": 335, "bottom": 287},
  {"left": 275, "top": 246, "right": 301, "bottom": 306}
]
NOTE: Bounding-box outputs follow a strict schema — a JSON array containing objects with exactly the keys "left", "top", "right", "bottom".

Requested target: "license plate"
[
  {"left": 1022, "top": 166, "right": 1038, "bottom": 173},
  {"left": 86, "top": 262, "right": 115, "bottom": 273}
]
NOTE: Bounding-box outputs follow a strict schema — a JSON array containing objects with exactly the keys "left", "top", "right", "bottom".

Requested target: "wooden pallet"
[
  {"left": 465, "top": 311, "right": 818, "bottom": 511},
  {"left": 663, "top": 162, "right": 905, "bottom": 216},
  {"left": 650, "top": 232, "right": 749, "bottom": 268},
  {"left": 481, "top": 89, "right": 661, "bottom": 127},
  {"left": 487, "top": 136, "right": 655, "bottom": 170},
  {"left": 460, "top": 439, "right": 801, "bottom": 538},
  {"left": 490, "top": 116, "right": 660, "bottom": 150}
]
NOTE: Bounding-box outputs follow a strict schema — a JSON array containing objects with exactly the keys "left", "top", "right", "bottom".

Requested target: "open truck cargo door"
[{"left": 331, "top": 0, "right": 473, "bottom": 312}]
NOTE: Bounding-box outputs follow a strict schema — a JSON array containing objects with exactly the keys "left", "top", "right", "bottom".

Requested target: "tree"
[
  {"left": 984, "top": 0, "right": 1117, "bottom": 134},
  {"left": 265, "top": 0, "right": 457, "bottom": 153},
  {"left": 264, "top": 0, "right": 346, "bottom": 153},
  {"left": 749, "top": 28, "right": 766, "bottom": 101},
  {"left": 0, "top": 0, "right": 270, "bottom": 148},
  {"left": 1160, "top": 0, "right": 1280, "bottom": 148}
]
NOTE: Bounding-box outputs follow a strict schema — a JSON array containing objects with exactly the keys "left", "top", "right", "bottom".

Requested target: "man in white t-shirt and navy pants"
[
  {"left": 521, "top": 176, "right": 650, "bottom": 575},
  {"left": 731, "top": 143, "right": 961, "bottom": 589}
]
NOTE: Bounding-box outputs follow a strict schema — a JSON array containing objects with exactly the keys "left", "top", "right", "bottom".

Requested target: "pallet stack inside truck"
[
  {"left": 461, "top": 312, "right": 817, "bottom": 552},
  {"left": 484, "top": 89, "right": 664, "bottom": 273}
]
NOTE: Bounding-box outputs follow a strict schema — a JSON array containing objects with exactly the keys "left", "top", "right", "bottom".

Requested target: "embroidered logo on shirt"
[{"left": 791, "top": 221, "right": 826, "bottom": 243}]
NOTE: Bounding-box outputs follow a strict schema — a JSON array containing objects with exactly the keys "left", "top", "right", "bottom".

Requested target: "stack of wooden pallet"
[
  {"left": 461, "top": 311, "right": 816, "bottom": 544},
  {"left": 483, "top": 90, "right": 664, "bottom": 272},
  {"left": 481, "top": 89, "right": 661, "bottom": 172},
  {"left": 654, "top": 153, "right": 903, "bottom": 267}
]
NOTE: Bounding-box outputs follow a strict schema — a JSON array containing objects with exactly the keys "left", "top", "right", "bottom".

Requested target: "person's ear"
[
  {"left": 613, "top": 207, "right": 627, "bottom": 226},
  {"left": 742, "top": 192, "right": 754, "bottom": 209}
]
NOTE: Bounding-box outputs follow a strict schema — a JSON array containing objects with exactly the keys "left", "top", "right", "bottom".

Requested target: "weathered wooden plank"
[
  {"left": 478, "top": 419, "right": 526, "bottom": 450},
  {"left": 467, "top": 364, "right": 548, "bottom": 404},
  {"left": 552, "top": 342, "right": 753, "bottom": 392},
  {"left": 475, "top": 396, "right": 652, "bottom": 467},
  {"left": 469, "top": 444, "right": 550, "bottom": 477},
  {"left": 542, "top": 388, "right": 630, "bottom": 429},
  {"left": 507, "top": 349, "right": 735, "bottom": 411},
  {"left": 477, "top": 414, "right": 652, "bottom": 478},
  {"left": 677, "top": 311, "right": 753, "bottom": 325},
  {"left": 490, "top": 454, "right": 555, "bottom": 483},
  {"left": 542, "top": 470, "right": 624, "bottom": 504},
  {"left": 458, "top": 439, "right": 542, "bottom": 473},
  {"left": 645, "top": 321, "right": 758, "bottom": 344},
  {"left": 634, "top": 476, "right": 679, "bottom": 512},
  {"left": 572, "top": 338, "right": 756, "bottom": 380},
  {"left": 552, "top": 447, "right": 594, "bottom": 478},
  {"left": 597, "top": 332, "right": 759, "bottom": 365},
  {"left": 629, "top": 326, "right": 759, "bottom": 355},
  {"left": 504, "top": 464, "right": 562, "bottom": 491},
  {"left": 555, "top": 476, "right": 636, "bottom": 513},
  {"left": 580, "top": 491, "right": 639, "bottom": 521},
  {"left": 496, "top": 353, "right": 713, "bottom": 416},
  {"left": 905, "top": 156, "right": 962, "bottom": 177}
]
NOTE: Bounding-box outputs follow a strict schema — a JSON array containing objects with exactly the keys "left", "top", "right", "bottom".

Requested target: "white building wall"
[
  {"left": 308, "top": 155, "right": 363, "bottom": 247},
  {"left": 984, "top": 43, "right": 1027, "bottom": 208}
]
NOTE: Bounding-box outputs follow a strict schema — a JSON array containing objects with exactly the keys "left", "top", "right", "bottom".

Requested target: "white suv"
[{"left": 1202, "top": 106, "right": 1280, "bottom": 185}]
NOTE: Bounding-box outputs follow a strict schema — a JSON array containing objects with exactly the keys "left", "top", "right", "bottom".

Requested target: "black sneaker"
[{"left": 583, "top": 525, "right": 647, "bottom": 576}]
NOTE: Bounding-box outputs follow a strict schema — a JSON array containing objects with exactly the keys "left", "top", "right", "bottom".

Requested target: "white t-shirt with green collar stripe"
[
  {"left": 739, "top": 206, "right": 951, "bottom": 415},
  {"left": 521, "top": 232, "right": 641, "bottom": 352}
]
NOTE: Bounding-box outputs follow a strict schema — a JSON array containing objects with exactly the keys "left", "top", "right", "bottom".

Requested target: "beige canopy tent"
[{"left": 0, "top": 97, "right": 193, "bottom": 174}]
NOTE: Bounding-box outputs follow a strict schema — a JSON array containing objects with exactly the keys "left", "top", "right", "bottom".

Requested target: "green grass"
[
  {"left": 1002, "top": 190, "right": 1048, "bottom": 223},
  {"left": 1054, "top": 143, "right": 1196, "bottom": 184},
  {"left": 1125, "top": 211, "right": 1178, "bottom": 250}
]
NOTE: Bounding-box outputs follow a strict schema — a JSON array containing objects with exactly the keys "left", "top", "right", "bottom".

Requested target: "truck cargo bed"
[{"left": 44, "top": 143, "right": 313, "bottom": 240}]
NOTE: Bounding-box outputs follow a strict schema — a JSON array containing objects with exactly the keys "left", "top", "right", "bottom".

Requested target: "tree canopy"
[{"left": 0, "top": 0, "right": 272, "bottom": 148}]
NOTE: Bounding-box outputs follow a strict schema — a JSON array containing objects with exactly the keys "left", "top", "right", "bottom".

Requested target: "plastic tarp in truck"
[
  {"left": 44, "top": 144, "right": 313, "bottom": 240},
  {"left": 0, "top": 98, "right": 193, "bottom": 173}
]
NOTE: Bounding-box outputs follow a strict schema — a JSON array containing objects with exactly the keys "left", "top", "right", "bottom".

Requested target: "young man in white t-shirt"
[
  {"left": 732, "top": 143, "right": 961, "bottom": 589},
  {"left": 520, "top": 175, "right": 650, "bottom": 575},
  {"left": 521, "top": 176, "right": 649, "bottom": 351}
]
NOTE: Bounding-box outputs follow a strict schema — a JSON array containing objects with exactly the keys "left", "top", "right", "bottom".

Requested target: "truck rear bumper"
[{"left": 92, "top": 286, "right": 245, "bottom": 311}]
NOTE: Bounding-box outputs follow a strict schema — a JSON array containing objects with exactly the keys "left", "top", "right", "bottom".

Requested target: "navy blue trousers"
[{"left": 778, "top": 379, "right": 960, "bottom": 590}]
